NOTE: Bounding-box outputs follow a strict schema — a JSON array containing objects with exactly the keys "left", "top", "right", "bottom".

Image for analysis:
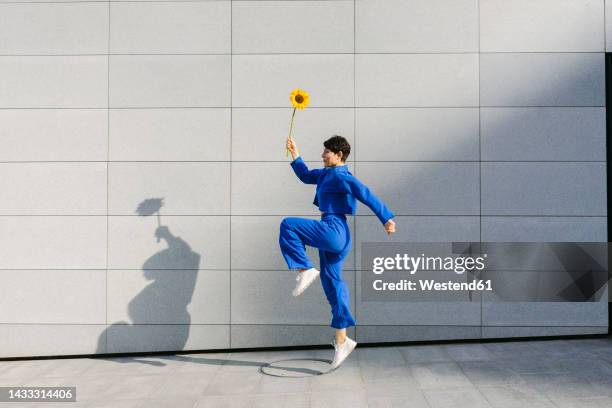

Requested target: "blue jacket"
[{"left": 290, "top": 156, "right": 394, "bottom": 225}]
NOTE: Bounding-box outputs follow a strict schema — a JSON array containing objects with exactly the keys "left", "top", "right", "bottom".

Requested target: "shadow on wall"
[{"left": 96, "top": 198, "right": 202, "bottom": 356}]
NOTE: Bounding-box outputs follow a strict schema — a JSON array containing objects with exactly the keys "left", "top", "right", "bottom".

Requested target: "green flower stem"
[{"left": 286, "top": 107, "right": 297, "bottom": 157}]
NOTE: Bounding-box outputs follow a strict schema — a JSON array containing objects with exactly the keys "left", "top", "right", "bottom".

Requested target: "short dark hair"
[{"left": 323, "top": 135, "right": 351, "bottom": 162}]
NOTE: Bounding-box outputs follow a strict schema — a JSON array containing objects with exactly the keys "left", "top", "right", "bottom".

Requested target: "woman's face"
[{"left": 322, "top": 147, "right": 343, "bottom": 167}]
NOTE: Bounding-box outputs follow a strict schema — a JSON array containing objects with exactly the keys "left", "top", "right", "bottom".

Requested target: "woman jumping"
[{"left": 279, "top": 134, "right": 396, "bottom": 369}]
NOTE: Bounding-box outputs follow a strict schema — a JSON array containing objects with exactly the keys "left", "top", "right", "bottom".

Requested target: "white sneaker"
[
  {"left": 330, "top": 336, "right": 357, "bottom": 369},
  {"left": 292, "top": 267, "right": 320, "bottom": 297}
]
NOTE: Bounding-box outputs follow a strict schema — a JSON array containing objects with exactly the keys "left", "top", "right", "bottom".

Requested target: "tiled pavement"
[{"left": 0, "top": 337, "right": 611, "bottom": 407}]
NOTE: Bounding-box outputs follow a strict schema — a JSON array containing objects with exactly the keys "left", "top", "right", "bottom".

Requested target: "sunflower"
[
  {"left": 286, "top": 88, "right": 310, "bottom": 157},
  {"left": 290, "top": 88, "right": 309, "bottom": 109}
]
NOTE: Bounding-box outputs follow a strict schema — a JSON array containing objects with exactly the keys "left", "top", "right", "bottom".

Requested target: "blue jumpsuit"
[{"left": 279, "top": 156, "right": 394, "bottom": 329}]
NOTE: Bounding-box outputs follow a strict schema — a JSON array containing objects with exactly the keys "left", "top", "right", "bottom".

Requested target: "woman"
[{"left": 279, "top": 134, "right": 396, "bottom": 369}]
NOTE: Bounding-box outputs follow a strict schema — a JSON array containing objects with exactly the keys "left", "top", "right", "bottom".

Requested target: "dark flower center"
[{"left": 295, "top": 95, "right": 304, "bottom": 103}]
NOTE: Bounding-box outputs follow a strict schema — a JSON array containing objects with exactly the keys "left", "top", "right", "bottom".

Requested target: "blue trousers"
[{"left": 278, "top": 213, "right": 356, "bottom": 329}]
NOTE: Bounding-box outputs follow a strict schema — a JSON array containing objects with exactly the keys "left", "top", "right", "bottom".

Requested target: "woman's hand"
[
  {"left": 384, "top": 219, "right": 396, "bottom": 235},
  {"left": 286, "top": 136, "right": 300, "bottom": 160}
]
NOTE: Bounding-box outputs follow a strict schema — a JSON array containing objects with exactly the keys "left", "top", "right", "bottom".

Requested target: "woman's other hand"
[{"left": 384, "top": 219, "right": 396, "bottom": 235}]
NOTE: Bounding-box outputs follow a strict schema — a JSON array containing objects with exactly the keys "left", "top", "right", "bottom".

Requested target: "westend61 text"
[{"left": 373, "top": 279, "right": 493, "bottom": 291}]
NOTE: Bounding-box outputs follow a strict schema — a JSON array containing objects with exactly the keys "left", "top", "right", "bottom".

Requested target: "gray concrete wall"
[{"left": 0, "top": 0, "right": 607, "bottom": 358}]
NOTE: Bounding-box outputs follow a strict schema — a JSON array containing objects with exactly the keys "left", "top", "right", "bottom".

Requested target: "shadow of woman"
[{"left": 96, "top": 224, "right": 201, "bottom": 359}]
